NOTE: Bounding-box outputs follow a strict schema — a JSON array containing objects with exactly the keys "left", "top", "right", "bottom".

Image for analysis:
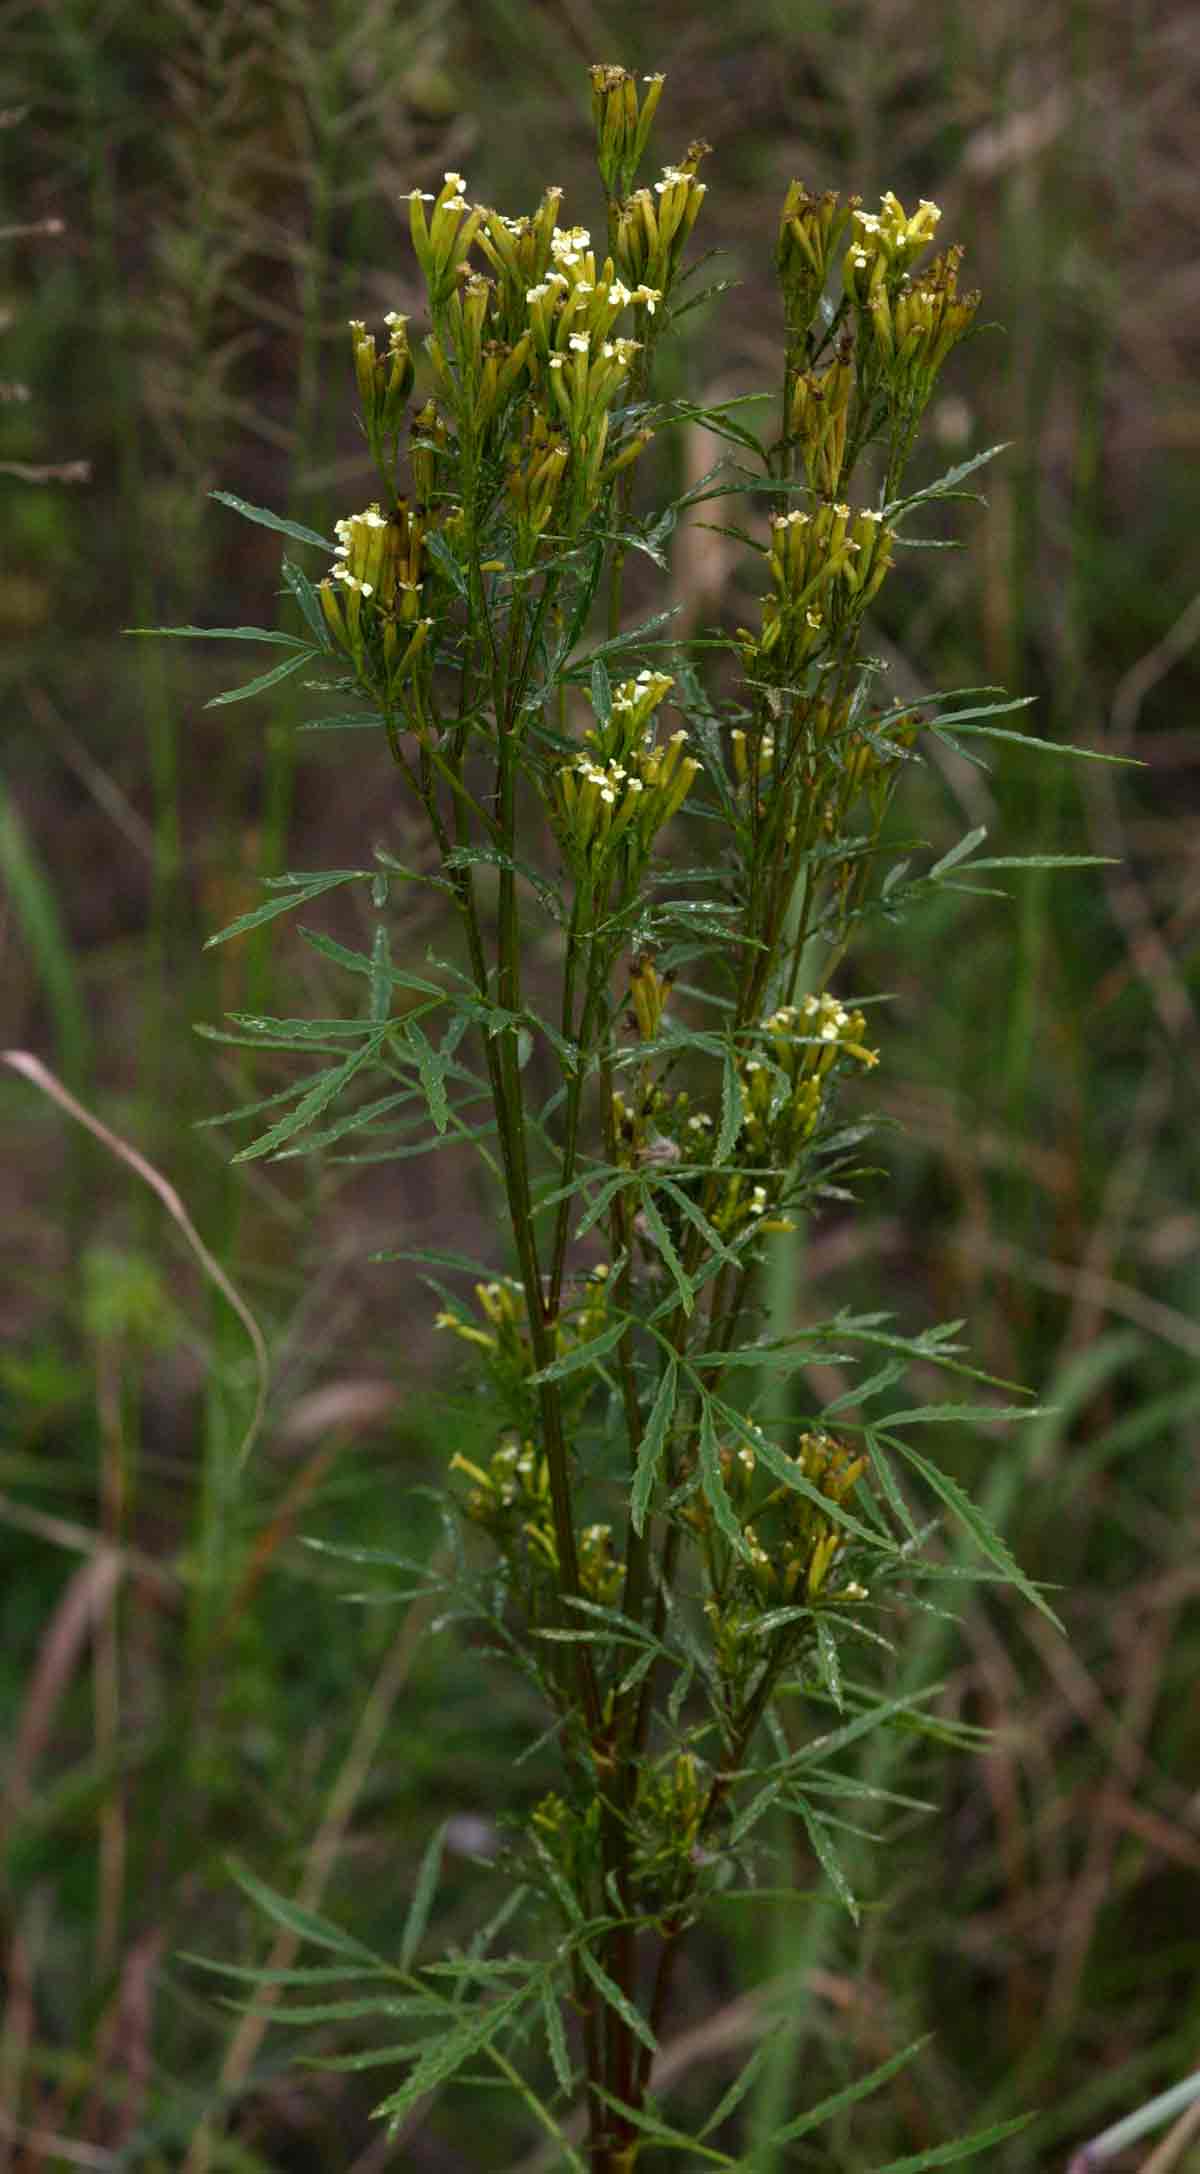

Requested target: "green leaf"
[
  {"left": 871, "top": 2116, "right": 1035, "bottom": 2170},
  {"left": 576, "top": 1945, "right": 657, "bottom": 2055},
  {"left": 528, "top": 1316, "right": 629, "bottom": 1384},
  {"left": 297, "top": 709, "right": 388, "bottom": 733},
  {"left": 209, "top": 490, "right": 334, "bottom": 551},
  {"left": 698, "top": 2026, "right": 785, "bottom": 2142},
  {"left": 794, "top": 1797, "right": 858, "bottom": 1919},
  {"left": 204, "top": 871, "right": 369, "bottom": 948},
  {"left": 631, "top": 1359, "right": 678, "bottom": 1534},
  {"left": 698, "top": 1394, "right": 747, "bottom": 1556},
  {"left": 884, "top": 1402, "right": 1044, "bottom": 1427},
  {"left": 443, "top": 844, "right": 565, "bottom": 925},
  {"left": 281, "top": 556, "right": 331, "bottom": 646},
  {"left": 590, "top": 656, "right": 612, "bottom": 722},
  {"left": 885, "top": 441, "right": 1009, "bottom": 518},
  {"left": 863, "top": 1434, "right": 919, "bottom": 1542},
  {"left": 204, "top": 646, "right": 318, "bottom": 708},
  {"left": 659, "top": 1177, "right": 739, "bottom": 1268},
  {"left": 407, "top": 1022, "right": 448, "bottom": 1135},
  {"left": 717, "top": 1048, "right": 743, "bottom": 1164},
  {"left": 882, "top": 1432, "right": 1062, "bottom": 1628},
  {"left": 751, "top": 2037, "right": 929, "bottom": 2151},
  {"left": 589, "top": 2086, "right": 737, "bottom": 2164},
  {"left": 540, "top": 1978, "right": 574, "bottom": 2095},
  {"left": 637, "top": 1187, "right": 693, "bottom": 1315},
  {"left": 371, "top": 1986, "right": 532, "bottom": 2124},
  {"left": 130, "top": 623, "right": 312, "bottom": 644},
  {"left": 714, "top": 1406, "right": 895, "bottom": 1556},
  {"left": 425, "top": 527, "right": 469, "bottom": 598},
  {"left": 233, "top": 1033, "right": 385, "bottom": 1161},
  {"left": 400, "top": 1821, "right": 447, "bottom": 1971},
  {"left": 369, "top": 1246, "right": 504, "bottom": 1276},
  {"left": 929, "top": 826, "right": 986, "bottom": 880},
  {"left": 814, "top": 1619, "right": 844, "bottom": 1711},
  {"left": 572, "top": 606, "right": 682, "bottom": 673},
  {"left": 370, "top": 926, "right": 391, "bottom": 1023},
  {"left": 299, "top": 928, "right": 447, "bottom": 999},
  {"left": 937, "top": 722, "right": 1137, "bottom": 764},
  {"left": 229, "top": 1861, "right": 386, "bottom": 1966},
  {"left": 962, "top": 853, "right": 1115, "bottom": 871},
  {"left": 790, "top": 1687, "right": 946, "bottom": 1773},
  {"left": 180, "top": 1956, "right": 395, "bottom": 1987}
]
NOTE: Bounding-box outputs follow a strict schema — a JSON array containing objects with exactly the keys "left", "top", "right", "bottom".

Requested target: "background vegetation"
[{"left": 2, "top": 1, "right": 1197, "bottom": 2167}]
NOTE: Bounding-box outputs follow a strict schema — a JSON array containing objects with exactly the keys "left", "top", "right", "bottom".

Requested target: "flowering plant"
[{"left": 165, "top": 64, "right": 1085, "bottom": 2173}]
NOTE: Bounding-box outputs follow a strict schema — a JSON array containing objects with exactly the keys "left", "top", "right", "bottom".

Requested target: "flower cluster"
[
  {"left": 869, "top": 243, "right": 981, "bottom": 441},
  {"left": 748, "top": 501, "right": 895, "bottom": 678},
  {"left": 407, "top": 170, "right": 484, "bottom": 307},
  {"left": 316, "top": 499, "right": 434, "bottom": 696},
  {"left": 787, "top": 333, "right": 854, "bottom": 499},
  {"left": 613, "top": 143, "right": 709, "bottom": 296},
  {"left": 552, "top": 672, "right": 698, "bottom": 872},
  {"left": 844, "top": 188, "right": 943, "bottom": 303},
  {"left": 349, "top": 313, "right": 414, "bottom": 468},
  {"left": 590, "top": 63, "right": 666, "bottom": 201},
  {"left": 776, "top": 182, "right": 858, "bottom": 357}
]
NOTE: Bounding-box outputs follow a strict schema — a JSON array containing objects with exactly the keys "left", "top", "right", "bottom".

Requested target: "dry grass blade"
[{"left": 1, "top": 1051, "right": 269, "bottom": 1466}]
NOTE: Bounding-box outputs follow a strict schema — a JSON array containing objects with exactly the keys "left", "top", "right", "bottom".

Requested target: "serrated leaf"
[
  {"left": 714, "top": 1406, "right": 894, "bottom": 1556},
  {"left": 297, "top": 709, "right": 387, "bottom": 732},
  {"left": 864, "top": 1435, "right": 919, "bottom": 1541},
  {"left": 590, "top": 2085, "right": 737, "bottom": 2163},
  {"left": 937, "top": 722, "right": 1135, "bottom": 764},
  {"left": 299, "top": 927, "right": 446, "bottom": 999},
  {"left": 929, "top": 825, "right": 986, "bottom": 879},
  {"left": 443, "top": 844, "right": 565, "bottom": 925},
  {"left": 658, "top": 1177, "right": 739, "bottom": 1268},
  {"left": 882, "top": 1434, "right": 1063, "bottom": 1628},
  {"left": 130, "top": 624, "right": 311, "bottom": 645},
  {"left": 717, "top": 1049, "right": 743, "bottom": 1164},
  {"left": 400, "top": 1821, "right": 447, "bottom": 1971},
  {"left": 963, "top": 853, "right": 1114, "bottom": 871},
  {"left": 572, "top": 606, "right": 681, "bottom": 673},
  {"left": 281, "top": 556, "right": 330, "bottom": 646},
  {"left": 698, "top": 1394, "right": 747, "bottom": 1556},
  {"left": 590, "top": 656, "right": 612, "bottom": 722},
  {"left": 370, "top": 925, "right": 391, "bottom": 1023},
  {"left": 225, "top": 1993, "right": 425, "bottom": 2025},
  {"left": 698, "top": 2027, "right": 783, "bottom": 2142},
  {"left": 752, "top": 2037, "right": 929, "bottom": 2151},
  {"left": 204, "top": 870, "right": 369, "bottom": 948},
  {"left": 205, "top": 646, "right": 317, "bottom": 708},
  {"left": 871, "top": 2117, "right": 1034, "bottom": 2170},
  {"left": 794, "top": 1798, "right": 858, "bottom": 1920},
  {"left": 885, "top": 441, "right": 1009, "bottom": 519},
  {"left": 528, "top": 1316, "right": 628, "bottom": 1384},
  {"left": 369, "top": 1246, "right": 503, "bottom": 1275},
  {"left": 540, "top": 1978, "right": 574, "bottom": 2095},
  {"left": 232, "top": 1033, "right": 384, "bottom": 1161},
  {"left": 425, "top": 527, "right": 469, "bottom": 598},
  {"left": 884, "top": 1402, "right": 1043, "bottom": 1427},
  {"left": 637, "top": 1187, "right": 693, "bottom": 1315},
  {"left": 229, "top": 1861, "right": 385, "bottom": 1965},
  {"left": 371, "top": 1985, "right": 531, "bottom": 2124},
  {"left": 408, "top": 1021, "right": 448, "bottom": 1134},
  {"left": 180, "top": 1955, "right": 395, "bottom": 1987},
  {"left": 576, "top": 1946, "right": 657, "bottom": 2054},
  {"left": 814, "top": 1619, "right": 844, "bottom": 1711},
  {"left": 209, "top": 489, "right": 333, "bottom": 551},
  {"left": 631, "top": 1359, "right": 678, "bottom": 1534}
]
